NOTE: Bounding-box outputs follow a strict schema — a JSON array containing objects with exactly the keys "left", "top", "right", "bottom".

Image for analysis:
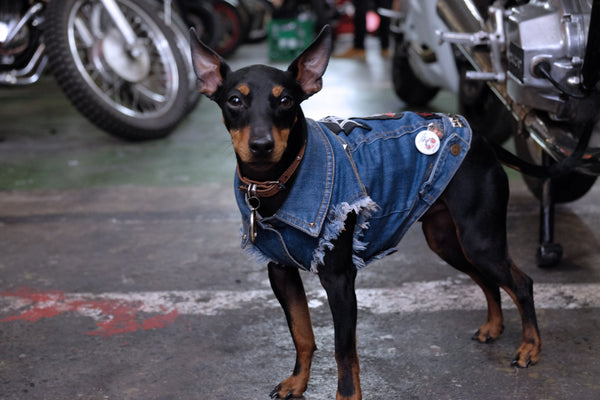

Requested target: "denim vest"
[{"left": 235, "top": 112, "right": 472, "bottom": 272}]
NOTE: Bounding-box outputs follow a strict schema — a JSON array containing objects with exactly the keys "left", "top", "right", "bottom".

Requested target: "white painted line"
[{"left": 1, "top": 281, "right": 599, "bottom": 320}]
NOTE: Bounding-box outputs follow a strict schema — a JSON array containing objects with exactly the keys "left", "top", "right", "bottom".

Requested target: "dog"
[{"left": 190, "top": 25, "right": 541, "bottom": 400}]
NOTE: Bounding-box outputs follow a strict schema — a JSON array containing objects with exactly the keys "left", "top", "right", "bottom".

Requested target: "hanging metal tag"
[
  {"left": 249, "top": 208, "right": 257, "bottom": 242},
  {"left": 246, "top": 184, "right": 260, "bottom": 243}
]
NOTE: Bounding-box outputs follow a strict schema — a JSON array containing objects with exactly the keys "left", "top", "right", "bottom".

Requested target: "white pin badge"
[{"left": 415, "top": 130, "right": 441, "bottom": 155}]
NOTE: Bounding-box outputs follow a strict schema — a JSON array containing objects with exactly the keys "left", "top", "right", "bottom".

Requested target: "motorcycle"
[
  {"left": 179, "top": 0, "right": 276, "bottom": 58},
  {"left": 0, "top": 0, "right": 198, "bottom": 141},
  {"left": 387, "top": 0, "right": 600, "bottom": 267}
]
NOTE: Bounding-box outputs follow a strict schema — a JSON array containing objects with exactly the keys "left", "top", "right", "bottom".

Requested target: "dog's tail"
[
  {"left": 490, "top": 143, "right": 549, "bottom": 178},
  {"left": 491, "top": 120, "right": 594, "bottom": 179}
]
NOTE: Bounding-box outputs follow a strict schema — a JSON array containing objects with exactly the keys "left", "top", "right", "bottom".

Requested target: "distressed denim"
[{"left": 235, "top": 112, "right": 472, "bottom": 272}]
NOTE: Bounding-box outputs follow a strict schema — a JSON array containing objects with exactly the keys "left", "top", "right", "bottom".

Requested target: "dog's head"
[{"left": 190, "top": 26, "right": 332, "bottom": 172}]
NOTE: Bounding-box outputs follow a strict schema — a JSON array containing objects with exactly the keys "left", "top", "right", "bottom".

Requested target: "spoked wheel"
[{"left": 45, "top": 0, "right": 190, "bottom": 141}]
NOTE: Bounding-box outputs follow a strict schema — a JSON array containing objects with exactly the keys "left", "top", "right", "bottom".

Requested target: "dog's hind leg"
[
  {"left": 421, "top": 203, "right": 505, "bottom": 343},
  {"left": 453, "top": 221, "right": 541, "bottom": 367},
  {"left": 439, "top": 143, "right": 541, "bottom": 367},
  {"left": 268, "top": 262, "right": 316, "bottom": 399}
]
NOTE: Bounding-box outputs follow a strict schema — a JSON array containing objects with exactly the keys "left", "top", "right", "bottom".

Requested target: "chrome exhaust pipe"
[
  {"left": 524, "top": 113, "right": 600, "bottom": 175},
  {"left": 436, "top": 0, "right": 485, "bottom": 33}
]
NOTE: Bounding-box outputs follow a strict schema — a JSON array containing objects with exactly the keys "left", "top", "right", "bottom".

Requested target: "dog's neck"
[{"left": 237, "top": 110, "right": 308, "bottom": 218}]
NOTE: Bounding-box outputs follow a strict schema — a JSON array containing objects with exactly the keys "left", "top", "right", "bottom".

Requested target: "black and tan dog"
[{"left": 190, "top": 26, "right": 541, "bottom": 400}]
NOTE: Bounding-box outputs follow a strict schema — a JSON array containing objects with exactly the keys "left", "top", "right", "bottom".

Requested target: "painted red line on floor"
[
  {"left": 2, "top": 281, "right": 599, "bottom": 336},
  {"left": 0, "top": 287, "right": 179, "bottom": 337}
]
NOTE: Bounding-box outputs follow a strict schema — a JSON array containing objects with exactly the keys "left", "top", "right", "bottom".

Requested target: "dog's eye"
[
  {"left": 279, "top": 96, "right": 293, "bottom": 109},
  {"left": 227, "top": 96, "right": 242, "bottom": 107}
]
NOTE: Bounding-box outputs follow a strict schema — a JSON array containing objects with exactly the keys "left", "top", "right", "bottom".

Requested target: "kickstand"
[{"left": 536, "top": 152, "right": 563, "bottom": 268}]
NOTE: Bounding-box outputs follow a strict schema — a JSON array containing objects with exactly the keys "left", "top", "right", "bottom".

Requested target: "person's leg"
[
  {"left": 335, "top": 0, "right": 367, "bottom": 59},
  {"left": 377, "top": 0, "right": 392, "bottom": 56},
  {"left": 353, "top": 0, "right": 367, "bottom": 49}
]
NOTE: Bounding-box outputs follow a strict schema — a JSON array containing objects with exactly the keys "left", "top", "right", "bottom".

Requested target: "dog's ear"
[
  {"left": 189, "top": 27, "right": 231, "bottom": 100},
  {"left": 288, "top": 25, "right": 333, "bottom": 100}
]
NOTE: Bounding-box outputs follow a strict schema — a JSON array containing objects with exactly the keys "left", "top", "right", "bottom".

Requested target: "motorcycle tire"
[
  {"left": 391, "top": 39, "right": 439, "bottom": 107},
  {"left": 179, "top": 0, "right": 220, "bottom": 49},
  {"left": 514, "top": 133, "right": 597, "bottom": 203},
  {"left": 159, "top": 6, "right": 202, "bottom": 111},
  {"left": 45, "top": 0, "right": 191, "bottom": 141},
  {"left": 212, "top": 0, "right": 247, "bottom": 57}
]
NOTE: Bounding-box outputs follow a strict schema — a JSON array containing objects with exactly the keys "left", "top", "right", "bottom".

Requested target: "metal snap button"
[{"left": 450, "top": 143, "right": 462, "bottom": 156}]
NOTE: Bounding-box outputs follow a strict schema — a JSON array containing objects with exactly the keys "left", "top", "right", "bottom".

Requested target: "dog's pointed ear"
[
  {"left": 288, "top": 25, "right": 333, "bottom": 100},
  {"left": 189, "top": 27, "right": 230, "bottom": 100}
]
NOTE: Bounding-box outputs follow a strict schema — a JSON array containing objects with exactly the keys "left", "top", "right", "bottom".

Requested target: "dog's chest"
[{"left": 235, "top": 112, "right": 472, "bottom": 272}]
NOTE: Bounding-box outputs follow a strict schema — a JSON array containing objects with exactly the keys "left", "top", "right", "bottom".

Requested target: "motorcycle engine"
[
  {"left": 0, "top": 1, "right": 29, "bottom": 60},
  {"left": 506, "top": 0, "right": 593, "bottom": 119}
]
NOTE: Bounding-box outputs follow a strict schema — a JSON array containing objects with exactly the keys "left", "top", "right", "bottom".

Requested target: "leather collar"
[{"left": 237, "top": 140, "right": 307, "bottom": 198}]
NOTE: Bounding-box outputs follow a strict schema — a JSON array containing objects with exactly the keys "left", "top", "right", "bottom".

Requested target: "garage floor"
[{"left": 1, "top": 36, "right": 599, "bottom": 399}]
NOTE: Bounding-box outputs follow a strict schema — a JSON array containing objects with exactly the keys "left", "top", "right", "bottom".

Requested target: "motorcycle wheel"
[
  {"left": 391, "top": 38, "right": 439, "bottom": 107},
  {"left": 160, "top": 6, "right": 202, "bottom": 111},
  {"left": 45, "top": 0, "right": 190, "bottom": 141},
  {"left": 514, "top": 134, "right": 597, "bottom": 203},
  {"left": 180, "top": 0, "right": 220, "bottom": 49},
  {"left": 212, "top": 0, "right": 246, "bottom": 57}
]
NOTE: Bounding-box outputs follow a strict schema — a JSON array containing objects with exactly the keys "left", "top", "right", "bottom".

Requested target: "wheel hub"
[{"left": 101, "top": 28, "right": 150, "bottom": 83}]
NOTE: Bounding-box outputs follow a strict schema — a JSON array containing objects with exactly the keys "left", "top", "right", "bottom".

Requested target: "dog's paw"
[
  {"left": 270, "top": 377, "right": 307, "bottom": 399},
  {"left": 472, "top": 323, "right": 504, "bottom": 343},
  {"left": 511, "top": 341, "right": 541, "bottom": 368},
  {"left": 269, "top": 387, "right": 305, "bottom": 399}
]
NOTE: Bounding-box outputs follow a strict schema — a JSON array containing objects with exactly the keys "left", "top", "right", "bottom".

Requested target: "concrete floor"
[{"left": 1, "top": 37, "right": 600, "bottom": 399}]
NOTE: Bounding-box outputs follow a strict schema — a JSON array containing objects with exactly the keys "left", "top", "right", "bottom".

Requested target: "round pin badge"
[{"left": 415, "top": 130, "right": 440, "bottom": 155}]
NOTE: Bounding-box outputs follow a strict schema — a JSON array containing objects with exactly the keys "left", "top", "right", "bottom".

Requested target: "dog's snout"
[{"left": 249, "top": 136, "right": 275, "bottom": 156}]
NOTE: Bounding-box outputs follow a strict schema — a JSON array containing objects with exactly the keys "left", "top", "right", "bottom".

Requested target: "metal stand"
[{"left": 536, "top": 153, "right": 563, "bottom": 268}]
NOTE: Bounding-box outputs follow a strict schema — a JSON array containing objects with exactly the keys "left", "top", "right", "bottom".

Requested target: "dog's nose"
[{"left": 249, "top": 136, "right": 275, "bottom": 157}]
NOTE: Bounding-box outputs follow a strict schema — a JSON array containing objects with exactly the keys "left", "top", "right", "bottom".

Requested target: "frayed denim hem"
[
  {"left": 242, "top": 240, "right": 274, "bottom": 266},
  {"left": 310, "top": 197, "right": 378, "bottom": 273}
]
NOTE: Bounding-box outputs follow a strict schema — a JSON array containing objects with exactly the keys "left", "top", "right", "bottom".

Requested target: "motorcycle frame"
[
  {"left": 391, "top": 0, "right": 461, "bottom": 93},
  {"left": 0, "top": 2, "right": 46, "bottom": 85},
  {"left": 436, "top": 0, "right": 600, "bottom": 177}
]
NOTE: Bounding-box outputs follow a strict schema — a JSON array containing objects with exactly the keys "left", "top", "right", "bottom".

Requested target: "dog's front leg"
[
  {"left": 318, "top": 213, "right": 362, "bottom": 400},
  {"left": 268, "top": 262, "right": 316, "bottom": 399}
]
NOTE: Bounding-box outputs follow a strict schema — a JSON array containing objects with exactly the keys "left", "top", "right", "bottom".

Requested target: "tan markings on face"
[
  {"left": 272, "top": 85, "right": 284, "bottom": 98},
  {"left": 229, "top": 126, "right": 252, "bottom": 162},
  {"left": 272, "top": 126, "right": 291, "bottom": 162},
  {"left": 236, "top": 83, "right": 250, "bottom": 96}
]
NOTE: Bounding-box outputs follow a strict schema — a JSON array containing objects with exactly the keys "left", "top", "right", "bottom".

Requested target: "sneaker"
[{"left": 333, "top": 47, "right": 367, "bottom": 60}]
